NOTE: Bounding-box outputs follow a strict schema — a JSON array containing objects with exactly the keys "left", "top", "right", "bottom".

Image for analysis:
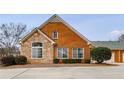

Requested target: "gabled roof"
[
  {"left": 91, "top": 41, "right": 124, "bottom": 50},
  {"left": 38, "top": 14, "right": 91, "bottom": 45},
  {"left": 20, "top": 28, "right": 55, "bottom": 44}
]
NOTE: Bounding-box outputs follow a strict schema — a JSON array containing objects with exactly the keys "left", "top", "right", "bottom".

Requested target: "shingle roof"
[{"left": 91, "top": 41, "right": 124, "bottom": 50}]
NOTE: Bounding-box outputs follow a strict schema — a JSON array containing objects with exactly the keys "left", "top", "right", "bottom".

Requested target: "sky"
[{"left": 0, "top": 14, "right": 124, "bottom": 41}]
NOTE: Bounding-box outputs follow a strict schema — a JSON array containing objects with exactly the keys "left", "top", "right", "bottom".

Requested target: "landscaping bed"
[{"left": 0, "top": 63, "right": 119, "bottom": 69}]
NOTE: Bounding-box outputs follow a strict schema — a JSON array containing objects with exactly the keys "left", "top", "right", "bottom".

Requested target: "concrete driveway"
[{"left": 0, "top": 64, "right": 124, "bottom": 79}]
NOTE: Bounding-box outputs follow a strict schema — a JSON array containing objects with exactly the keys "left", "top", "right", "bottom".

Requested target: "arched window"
[{"left": 32, "top": 42, "right": 43, "bottom": 58}]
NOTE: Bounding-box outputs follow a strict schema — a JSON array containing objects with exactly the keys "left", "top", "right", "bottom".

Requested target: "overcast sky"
[{"left": 0, "top": 14, "right": 124, "bottom": 41}]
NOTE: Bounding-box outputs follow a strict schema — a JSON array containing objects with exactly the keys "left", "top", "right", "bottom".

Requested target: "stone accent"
[{"left": 21, "top": 31, "right": 54, "bottom": 64}]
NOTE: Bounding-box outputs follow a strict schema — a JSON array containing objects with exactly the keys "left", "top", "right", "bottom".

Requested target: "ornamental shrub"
[
  {"left": 91, "top": 47, "right": 111, "bottom": 63},
  {"left": 1, "top": 55, "right": 16, "bottom": 66},
  {"left": 15, "top": 55, "right": 27, "bottom": 65},
  {"left": 53, "top": 59, "right": 60, "bottom": 64}
]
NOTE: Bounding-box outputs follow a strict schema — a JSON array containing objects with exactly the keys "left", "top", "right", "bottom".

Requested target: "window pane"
[
  {"left": 37, "top": 48, "right": 42, "bottom": 58},
  {"left": 57, "top": 48, "right": 68, "bottom": 58},
  {"left": 32, "top": 48, "right": 42, "bottom": 58},
  {"left": 58, "top": 48, "right": 62, "bottom": 58},
  {"left": 78, "top": 48, "right": 83, "bottom": 58},
  {"left": 63, "top": 48, "right": 68, "bottom": 58},
  {"left": 54, "top": 32, "right": 58, "bottom": 39},
  {"left": 32, "top": 48, "right": 37, "bottom": 58},
  {"left": 73, "top": 48, "right": 77, "bottom": 59},
  {"left": 32, "top": 42, "right": 42, "bottom": 47}
]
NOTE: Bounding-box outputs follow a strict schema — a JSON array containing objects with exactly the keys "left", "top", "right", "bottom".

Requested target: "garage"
[{"left": 92, "top": 41, "right": 124, "bottom": 63}]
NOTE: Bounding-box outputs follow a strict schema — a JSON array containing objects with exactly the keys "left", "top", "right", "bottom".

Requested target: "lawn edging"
[{"left": 0, "top": 63, "right": 119, "bottom": 69}]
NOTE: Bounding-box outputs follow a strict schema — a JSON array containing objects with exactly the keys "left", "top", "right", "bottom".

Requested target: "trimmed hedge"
[
  {"left": 53, "top": 59, "right": 81, "bottom": 64},
  {"left": 53, "top": 59, "right": 60, "bottom": 64},
  {"left": 15, "top": 55, "right": 27, "bottom": 65},
  {"left": 53, "top": 59, "right": 89, "bottom": 64},
  {"left": 1, "top": 55, "right": 16, "bottom": 66},
  {"left": 62, "top": 59, "right": 82, "bottom": 64},
  {"left": 1, "top": 55, "right": 27, "bottom": 66}
]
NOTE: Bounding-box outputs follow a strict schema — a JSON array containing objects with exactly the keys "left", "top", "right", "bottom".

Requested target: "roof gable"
[
  {"left": 38, "top": 14, "right": 91, "bottom": 45},
  {"left": 20, "top": 28, "right": 55, "bottom": 44}
]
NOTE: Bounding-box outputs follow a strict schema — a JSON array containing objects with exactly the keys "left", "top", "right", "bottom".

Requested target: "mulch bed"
[{"left": 0, "top": 63, "right": 119, "bottom": 69}]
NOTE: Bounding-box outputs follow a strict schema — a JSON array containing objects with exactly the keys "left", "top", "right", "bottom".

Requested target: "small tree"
[
  {"left": 0, "top": 23, "right": 27, "bottom": 57},
  {"left": 91, "top": 47, "right": 111, "bottom": 63}
]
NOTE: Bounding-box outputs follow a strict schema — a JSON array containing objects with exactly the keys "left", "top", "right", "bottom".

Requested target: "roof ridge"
[{"left": 91, "top": 41, "right": 119, "bottom": 42}]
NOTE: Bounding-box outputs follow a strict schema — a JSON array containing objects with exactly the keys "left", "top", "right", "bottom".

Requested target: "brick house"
[
  {"left": 20, "top": 14, "right": 91, "bottom": 63},
  {"left": 20, "top": 14, "right": 124, "bottom": 63}
]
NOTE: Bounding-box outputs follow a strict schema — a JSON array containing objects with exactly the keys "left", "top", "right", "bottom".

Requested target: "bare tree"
[
  {"left": 0, "top": 23, "right": 27, "bottom": 56},
  {"left": 118, "top": 34, "right": 124, "bottom": 42}
]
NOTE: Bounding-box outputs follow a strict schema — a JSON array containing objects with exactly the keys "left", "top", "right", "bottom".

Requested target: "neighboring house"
[
  {"left": 20, "top": 14, "right": 91, "bottom": 64},
  {"left": 20, "top": 14, "right": 124, "bottom": 63},
  {"left": 92, "top": 41, "right": 124, "bottom": 63}
]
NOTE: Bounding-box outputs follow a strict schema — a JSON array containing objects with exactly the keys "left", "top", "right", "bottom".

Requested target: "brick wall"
[{"left": 40, "top": 22, "right": 90, "bottom": 59}]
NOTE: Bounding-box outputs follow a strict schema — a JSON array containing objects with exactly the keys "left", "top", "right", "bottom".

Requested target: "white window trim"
[
  {"left": 53, "top": 31, "right": 58, "bottom": 39},
  {"left": 72, "top": 48, "right": 84, "bottom": 59},
  {"left": 57, "top": 48, "right": 69, "bottom": 59},
  {"left": 31, "top": 42, "right": 43, "bottom": 59}
]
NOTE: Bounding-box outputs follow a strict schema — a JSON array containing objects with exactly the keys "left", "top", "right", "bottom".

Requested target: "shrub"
[
  {"left": 53, "top": 59, "right": 82, "bottom": 64},
  {"left": 53, "top": 59, "right": 60, "bottom": 64},
  {"left": 62, "top": 59, "right": 69, "bottom": 64},
  {"left": 1, "top": 55, "right": 16, "bottom": 66},
  {"left": 84, "top": 59, "right": 91, "bottom": 64},
  {"left": 62, "top": 59, "right": 82, "bottom": 64},
  {"left": 91, "top": 47, "right": 111, "bottom": 63},
  {"left": 75, "top": 59, "right": 82, "bottom": 63},
  {"left": 15, "top": 55, "right": 27, "bottom": 65}
]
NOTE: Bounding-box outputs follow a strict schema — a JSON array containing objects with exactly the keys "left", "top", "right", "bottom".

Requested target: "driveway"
[{"left": 0, "top": 64, "right": 124, "bottom": 79}]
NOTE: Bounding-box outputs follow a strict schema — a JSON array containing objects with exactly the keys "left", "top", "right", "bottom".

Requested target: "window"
[
  {"left": 53, "top": 32, "right": 58, "bottom": 39},
  {"left": 72, "top": 48, "right": 83, "bottom": 59},
  {"left": 57, "top": 48, "right": 68, "bottom": 59},
  {"left": 32, "top": 42, "right": 43, "bottom": 58}
]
